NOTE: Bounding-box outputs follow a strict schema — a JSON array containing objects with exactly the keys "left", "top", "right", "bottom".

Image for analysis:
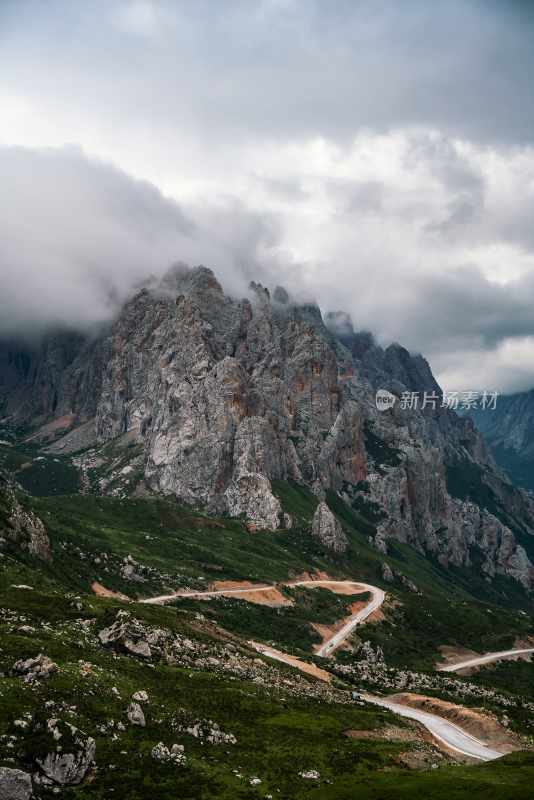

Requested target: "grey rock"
[
  {"left": 357, "top": 640, "right": 384, "bottom": 664},
  {"left": 151, "top": 742, "right": 186, "bottom": 765},
  {"left": 0, "top": 470, "right": 51, "bottom": 561},
  {"left": 120, "top": 555, "right": 146, "bottom": 583},
  {"left": 399, "top": 574, "right": 419, "bottom": 594},
  {"left": 0, "top": 331, "right": 107, "bottom": 430},
  {"left": 311, "top": 502, "right": 348, "bottom": 553},
  {"left": 225, "top": 473, "right": 282, "bottom": 530},
  {"left": 36, "top": 720, "right": 95, "bottom": 785},
  {"left": 0, "top": 767, "right": 32, "bottom": 800},
  {"left": 470, "top": 389, "right": 534, "bottom": 493},
  {"left": 127, "top": 702, "right": 145, "bottom": 727},
  {"left": 98, "top": 612, "right": 152, "bottom": 658},
  {"left": 299, "top": 770, "right": 321, "bottom": 780},
  {"left": 13, "top": 654, "right": 57, "bottom": 682}
]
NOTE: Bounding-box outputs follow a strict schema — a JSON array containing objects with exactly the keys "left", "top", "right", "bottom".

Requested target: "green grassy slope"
[
  {"left": 1, "top": 561, "right": 534, "bottom": 800},
  {"left": 6, "top": 485, "right": 528, "bottom": 671}
]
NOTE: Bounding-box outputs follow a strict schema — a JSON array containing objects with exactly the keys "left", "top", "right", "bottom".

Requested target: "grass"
[
  {"left": 325, "top": 753, "right": 534, "bottom": 800},
  {"left": 173, "top": 587, "right": 370, "bottom": 655},
  {"left": 0, "top": 566, "right": 407, "bottom": 799},
  {"left": 23, "top": 492, "right": 346, "bottom": 594},
  {"left": 271, "top": 479, "right": 318, "bottom": 525},
  {"left": 1, "top": 562, "right": 534, "bottom": 799},
  {"left": 3, "top": 479, "right": 534, "bottom": 796},
  {"left": 0, "top": 442, "right": 80, "bottom": 495},
  {"left": 351, "top": 589, "right": 534, "bottom": 671},
  {"left": 470, "top": 659, "right": 534, "bottom": 703},
  {"left": 11, "top": 486, "right": 532, "bottom": 665}
]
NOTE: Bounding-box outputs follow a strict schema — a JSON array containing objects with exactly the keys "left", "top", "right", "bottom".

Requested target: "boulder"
[
  {"left": 225, "top": 473, "right": 283, "bottom": 530},
  {"left": 0, "top": 768, "right": 32, "bottom": 800},
  {"left": 98, "top": 611, "right": 152, "bottom": 658},
  {"left": 36, "top": 719, "right": 95, "bottom": 785},
  {"left": 151, "top": 743, "right": 186, "bottom": 765},
  {"left": 12, "top": 654, "right": 57, "bottom": 682},
  {"left": 127, "top": 702, "right": 146, "bottom": 727}
]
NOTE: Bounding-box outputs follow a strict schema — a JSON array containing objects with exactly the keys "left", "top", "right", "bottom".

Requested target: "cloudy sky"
[{"left": 2, "top": 0, "right": 534, "bottom": 392}]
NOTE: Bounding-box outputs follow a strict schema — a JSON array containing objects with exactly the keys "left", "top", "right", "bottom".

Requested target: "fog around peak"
[{"left": 3, "top": 1, "right": 534, "bottom": 392}]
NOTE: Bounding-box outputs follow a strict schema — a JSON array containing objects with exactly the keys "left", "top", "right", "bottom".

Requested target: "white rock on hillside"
[{"left": 311, "top": 502, "right": 348, "bottom": 553}]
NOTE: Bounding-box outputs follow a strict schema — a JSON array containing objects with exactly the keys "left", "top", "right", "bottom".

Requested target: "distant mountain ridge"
[
  {"left": 1, "top": 264, "right": 534, "bottom": 590},
  {"left": 471, "top": 390, "right": 534, "bottom": 494}
]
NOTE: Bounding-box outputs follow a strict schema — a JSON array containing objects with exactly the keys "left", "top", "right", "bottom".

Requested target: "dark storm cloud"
[
  {"left": 377, "top": 267, "right": 534, "bottom": 353},
  {"left": 2, "top": 0, "right": 534, "bottom": 147},
  {"left": 2, "top": 1, "right": 534, "bottom": 391}
]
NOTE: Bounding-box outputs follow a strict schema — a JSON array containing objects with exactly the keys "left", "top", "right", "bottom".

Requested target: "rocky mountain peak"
[{"left": 1, "top": 265, "right": 534, "bottom": 590}]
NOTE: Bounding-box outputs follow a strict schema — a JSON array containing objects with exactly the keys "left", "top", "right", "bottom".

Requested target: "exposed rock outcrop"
[
  {"left": 12, "top": 654, "right": 57, "bottom": 682},
  {"left": 151, "top": 742, "right": 186, "bottom": 765},
  {"left": 0, "top": 767, "right": 32, "bottom": 800},
  {"left": 225, "top": 473, "right": 283, "bottom": 530},
  {"left": 36, "top": 719, "right": 95, "bottom": 785},
  {"left": 0, "top": 470, "right": 51, "bottom": 561},
  {"left": 357, "top": 640, "right": 385, "bottom": 664},
  {"left": 93, "top": 268, "right": 355, "bottom": 523},
  {"left": 471, "top": 389, "right": 534, "bottom": 493},
  {"left": 311, "top": 502, "right": 348, "bottom": 553},
  {"left": 98, "top": 611, "right": 154, "bottom": 658}
]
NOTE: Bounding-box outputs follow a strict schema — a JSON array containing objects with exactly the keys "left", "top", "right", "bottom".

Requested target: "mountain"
[
  {"left": 3, "top": 266, "right": 534, "bottom": 799},
  {"left": 471, "top": 391, "right": 534, "bottom": 495},
  {"left": 1, "top": 264, "right": 534, "bottom": 590}
]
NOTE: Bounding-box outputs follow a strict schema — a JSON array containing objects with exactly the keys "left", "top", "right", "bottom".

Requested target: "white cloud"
[
  {"left": 1, "top": 2, "right": 534, "bottom": 391},
  {"left": 111, "top": 1, "right": 161, "bottom": 37},
  {"left": 437, "top": 338, "right": 534, "bottom": 395}
]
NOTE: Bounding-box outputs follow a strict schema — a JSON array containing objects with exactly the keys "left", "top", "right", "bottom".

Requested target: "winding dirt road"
[
  {"left": 141, "top": 578, "right": 506, "bottom": 761},
  {"left": 142, "top": 578, "right": 384, "bottom": 657}
]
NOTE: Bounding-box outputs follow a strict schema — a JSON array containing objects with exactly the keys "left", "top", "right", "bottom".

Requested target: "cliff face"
[
  {"left": 0, "top": 332, "right": 108, "bottom": 428},
  {"left": 94, "top": 268, "right": 366, "bottom": 528},
  {"left": 1, "top": 265, "right": 533, "bottom": 589},
  {"left": 471, "top": 391, "right": 534, "bottom": 494}
]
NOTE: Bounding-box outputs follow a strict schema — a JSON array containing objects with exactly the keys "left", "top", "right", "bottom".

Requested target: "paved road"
[
  {"left": 313, "top": 583, "right": 385, "bottom": 657},
  {"left": 363, "top": 694, "right": 503, "bottom": 761},
  {"left": 438, "top": 647, "right": 534, "bottom": 673}
]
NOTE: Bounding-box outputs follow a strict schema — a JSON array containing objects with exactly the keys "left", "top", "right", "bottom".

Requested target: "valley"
[{"left": 2, "top": 460, "right": 534, "bottom": 797}]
